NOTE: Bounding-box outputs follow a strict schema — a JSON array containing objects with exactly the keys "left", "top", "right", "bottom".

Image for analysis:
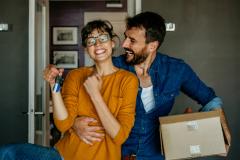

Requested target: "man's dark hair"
[
  {"left": 81, "top": 20, "right": 117, "bottom": 47},
  {"left": 126, "top": 11, "right": 166, "bottom": 48}
]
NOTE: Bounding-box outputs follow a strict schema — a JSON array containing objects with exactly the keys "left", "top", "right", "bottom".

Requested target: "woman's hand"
[
  {"left": 84, "top": 74, "right": 102, "bottom": 99},
  {"left": 43, "top": 64, "right": 64, "bottom": 85}
]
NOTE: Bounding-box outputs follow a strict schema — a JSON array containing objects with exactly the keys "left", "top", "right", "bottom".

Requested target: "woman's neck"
[{"left": 94, "top": 62, "right": 118, "bottom": 76}]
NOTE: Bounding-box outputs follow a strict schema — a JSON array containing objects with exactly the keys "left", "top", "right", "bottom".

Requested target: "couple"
[
  {"left": 0, "top": 11, "right": 228, "bottom": 160},
  {"left": 43, "top": 11, "right": 229, "bottom": 160}
]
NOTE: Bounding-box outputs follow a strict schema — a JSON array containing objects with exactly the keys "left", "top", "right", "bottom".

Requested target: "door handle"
[
  {"left": 22, "top": 111, "right": 45, "bottom": 116},
  {"left": 34, "top": 112, "right": 45, "bottom": 116}
]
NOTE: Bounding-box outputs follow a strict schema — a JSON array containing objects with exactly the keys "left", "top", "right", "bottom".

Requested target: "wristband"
[{"left": 53, "top": 75, "right": 63, "bottom": 92}]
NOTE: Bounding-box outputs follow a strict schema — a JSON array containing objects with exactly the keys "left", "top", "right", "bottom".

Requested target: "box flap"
[{"left": 159, "top": 110, "right": 219, "bottom": 125}]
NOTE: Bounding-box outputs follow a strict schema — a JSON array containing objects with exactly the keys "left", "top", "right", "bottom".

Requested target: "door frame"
[
  {"left": 28, "top": 0, "right": 50, "bottom": 145},
  {"left": 28, "top": 0, "right": 141, "bottom": 145}
]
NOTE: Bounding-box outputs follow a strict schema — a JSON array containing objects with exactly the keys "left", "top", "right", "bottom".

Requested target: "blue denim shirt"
[{"left": 113, "top": 52, "right": 222, "bottom": 160}]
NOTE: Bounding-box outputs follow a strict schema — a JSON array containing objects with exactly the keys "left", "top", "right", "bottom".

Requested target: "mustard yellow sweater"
[{"left": 54, "top": 67, "right": 138, "bottom": 160}]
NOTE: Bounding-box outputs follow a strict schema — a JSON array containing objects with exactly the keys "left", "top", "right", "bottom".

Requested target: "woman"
[{"left": 44, "top": 20, "right": 138, "bottom": 160}]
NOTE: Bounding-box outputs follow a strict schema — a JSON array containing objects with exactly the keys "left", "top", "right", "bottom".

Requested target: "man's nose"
[{"left": 122, "top": 38, "right": 129, "bottom": 48}]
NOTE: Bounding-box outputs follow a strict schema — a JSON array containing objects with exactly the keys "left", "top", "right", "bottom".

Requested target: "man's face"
[{"left": 122, "top": 27, "right": 149, "bottom": 65}]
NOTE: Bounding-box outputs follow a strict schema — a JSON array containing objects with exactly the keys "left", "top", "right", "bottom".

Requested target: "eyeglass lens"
[{"left": 86, "top": 34, "right": 110, "bottom": 47}]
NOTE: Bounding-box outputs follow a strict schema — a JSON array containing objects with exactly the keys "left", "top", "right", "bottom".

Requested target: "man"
[{"left": 73, "top": 12, "right": 230, "bottom": 159}]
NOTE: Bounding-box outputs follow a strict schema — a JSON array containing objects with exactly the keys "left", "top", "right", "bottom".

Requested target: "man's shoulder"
[
  {"left": 157, "top": 52, "right": 194, "bottom": 74},
  {"left": 155, "top": 52, "right": 188, "bottom": 71},
  {"left": 157, "top": 52, "right": 185, "bottom": 65},
  {"left": 112, "top": 55, "right": 125, "bottom": 63},
  {"left": 112, "top": 55, "right": 129, "bottom": 68}
]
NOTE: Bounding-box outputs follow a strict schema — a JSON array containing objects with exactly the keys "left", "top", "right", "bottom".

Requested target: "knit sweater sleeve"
[
  {"left": 112, "top": 72, "right": 138, "bottom": 145},
  {"left": 53, "top": 70, "right": 81, "bottom": 132}
]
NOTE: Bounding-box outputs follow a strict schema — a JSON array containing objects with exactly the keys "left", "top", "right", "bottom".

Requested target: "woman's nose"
[{"left": 95, "top": 38, "right": 101, "bottom": 46}]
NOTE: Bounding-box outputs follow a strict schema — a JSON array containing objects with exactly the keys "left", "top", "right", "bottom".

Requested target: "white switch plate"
[
  {"left": 0, "top": 23, "right": 9, "bottom": 31},
  {"left": 165, "top": 22, "right": 175, "bottom": 31}
]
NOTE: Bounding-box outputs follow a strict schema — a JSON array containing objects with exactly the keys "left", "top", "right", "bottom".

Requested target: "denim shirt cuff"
[{"left": 200, "top": 97, "right": 223, "bottom": 112}]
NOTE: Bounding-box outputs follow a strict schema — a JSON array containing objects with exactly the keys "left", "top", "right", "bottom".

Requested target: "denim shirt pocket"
[
  {"left": 161, "top": 89, "right": 179, "bottom": 103},
  {"left": 153, "top": 89, "right": 180, "bottom": 116}
]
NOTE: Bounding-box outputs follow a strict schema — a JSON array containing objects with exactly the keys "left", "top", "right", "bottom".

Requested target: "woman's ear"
[{"left": 111, "top": 40, "right": 116, "bottom": 49}]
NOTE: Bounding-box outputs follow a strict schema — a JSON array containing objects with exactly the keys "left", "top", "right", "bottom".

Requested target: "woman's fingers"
[{"left": 43, "top": 65, "right": 64, "bottom": 84}]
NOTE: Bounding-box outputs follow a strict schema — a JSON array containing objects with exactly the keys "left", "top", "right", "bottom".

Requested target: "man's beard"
[{"left": 124, "top": 48, "right": 148, "bottom": 65}]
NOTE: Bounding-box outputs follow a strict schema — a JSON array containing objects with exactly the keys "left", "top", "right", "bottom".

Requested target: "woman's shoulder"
[
  {"left": 68, "top": 66, "right": 93, "bottom": 75},
  {"left": 116, "top": 69, "right": 138, "bottom": 81},
  {"left": 115, "top": 69, "right": 138, "bottom": 90},
  {"left": 65, "top": 67, "right": 93, "bottom": 82},
  {"left": 117, "top": 69, "right": 135, "bottom": 76}
]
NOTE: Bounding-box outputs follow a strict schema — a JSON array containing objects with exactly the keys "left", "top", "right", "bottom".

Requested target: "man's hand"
[
  {"left": 135, "top": 65, "right": 152, "bottom": 88},
  {"left": 134, "top": 53, "right": 153, "bottom": 88},
  {"left": 73, "top": 116, "right": 105, "bottom": 145},
  {"left": 184, "top": 107, "right": 193, "bottom": 113}
]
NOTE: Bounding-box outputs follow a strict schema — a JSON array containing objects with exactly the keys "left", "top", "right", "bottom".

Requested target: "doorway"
[
  {"left": 29, "top": 0, "right": 141, "bottom": 146},
  {"left": 28, "top": 0, "right": 50, "bottom": 146}
]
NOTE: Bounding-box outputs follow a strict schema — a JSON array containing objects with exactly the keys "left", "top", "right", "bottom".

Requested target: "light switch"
[
  {"left": 165, "top": 22, "right": 175, "bottom": 31},
  {"left": 0, "top": 23, "right": 9, "bottom": 31}
]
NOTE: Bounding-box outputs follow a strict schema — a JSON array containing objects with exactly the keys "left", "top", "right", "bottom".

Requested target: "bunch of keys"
[{"left": 53, "top": 75, "right": 64, "bottom": 93}]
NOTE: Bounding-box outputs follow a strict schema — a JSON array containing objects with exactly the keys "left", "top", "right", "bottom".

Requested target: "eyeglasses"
[{"left": 85, "top": 34, "right": 110, "bottom": 47}]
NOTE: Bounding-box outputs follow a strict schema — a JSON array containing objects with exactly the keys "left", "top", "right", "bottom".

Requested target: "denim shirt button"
[{"left": 142, "top": 127, "right": 144, "bottom": 130}]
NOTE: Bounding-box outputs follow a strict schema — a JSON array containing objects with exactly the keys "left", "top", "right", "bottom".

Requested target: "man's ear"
[{"left": 149, "top": 41, "right": 159, "bottom": 52}]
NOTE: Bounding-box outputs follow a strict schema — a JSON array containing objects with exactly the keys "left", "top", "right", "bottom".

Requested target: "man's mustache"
[{"left": 124, "top": 48, "right": 134, "bottom": 54}]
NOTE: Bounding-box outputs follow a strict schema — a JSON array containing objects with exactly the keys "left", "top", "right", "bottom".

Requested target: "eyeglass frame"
[{"left": 85, "top": 34, "right": 111, "bottom": 47}]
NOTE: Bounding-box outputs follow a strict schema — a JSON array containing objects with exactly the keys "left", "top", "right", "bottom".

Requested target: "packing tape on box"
[
  {"left": 186, "top": 121, "right": 198, "bottom": 131},
  {"left": 190, "top": 145, "right": 202, "bottom": 157}
]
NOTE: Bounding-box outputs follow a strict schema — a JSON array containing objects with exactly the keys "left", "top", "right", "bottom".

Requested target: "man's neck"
[{"left": 135, "top": 52, "right": 156, "bottom": 70}]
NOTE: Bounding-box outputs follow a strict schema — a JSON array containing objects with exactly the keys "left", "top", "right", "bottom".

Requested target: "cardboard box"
[{"left": 159, "top": 110, "right": 229, "bottom": 160}]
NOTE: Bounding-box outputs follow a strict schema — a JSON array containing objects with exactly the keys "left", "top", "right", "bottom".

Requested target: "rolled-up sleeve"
[{"left": 200, "top": 97, "right": 223, "bottom": 111}]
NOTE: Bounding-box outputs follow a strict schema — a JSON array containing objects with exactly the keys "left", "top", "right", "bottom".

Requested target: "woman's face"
[{"left": 85, "top": 29, "right": 115, "bottom": 63}]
